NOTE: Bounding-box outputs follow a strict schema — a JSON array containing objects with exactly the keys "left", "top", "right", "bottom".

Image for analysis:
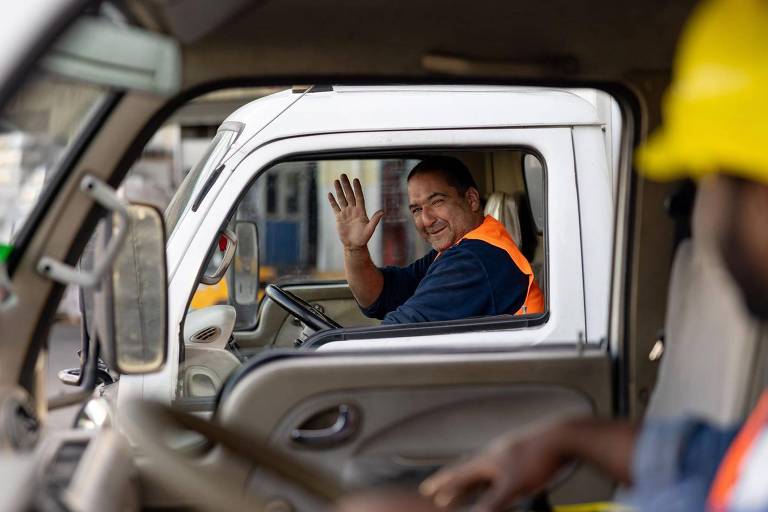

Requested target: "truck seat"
[
  {"left": 484, "top": 192, "right": 523, "bottom": 248},
  {"left": 646, "top": 179, "right": 766, "bottom": 425},
  {"left": 484, "top": 191, "right": 546, "bottom": 300}
]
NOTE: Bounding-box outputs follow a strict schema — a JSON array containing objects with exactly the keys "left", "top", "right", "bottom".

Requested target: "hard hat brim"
[{"left": 637, "top": 123, "right": 768, "bottom": 185}]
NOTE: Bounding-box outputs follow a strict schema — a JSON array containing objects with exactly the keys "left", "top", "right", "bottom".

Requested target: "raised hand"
[{"left": 328, "top": 173, "right": 384, "bottom": 251}]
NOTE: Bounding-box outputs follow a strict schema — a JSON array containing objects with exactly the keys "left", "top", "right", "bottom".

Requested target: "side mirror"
[
  {"left": 229, "top": 221, "right": 260, "bottom": 330},
  {"left": 94, "top": 204, "right": 168, "bottom": 374},
  {"left": 201, "top": 229, "right": 237, "bottom": 285}
]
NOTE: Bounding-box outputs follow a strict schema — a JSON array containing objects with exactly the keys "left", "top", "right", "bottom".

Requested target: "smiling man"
[{"left": 327, "top": 156, "right": 544, "bottom": 325}]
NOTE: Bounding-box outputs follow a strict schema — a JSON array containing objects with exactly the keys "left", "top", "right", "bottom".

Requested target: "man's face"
[
  {"left": 407, "top": 171, "right": 482, "bottom": 252},
  {"left": 715, "top": 175, "right": 768, "bottom": 320}
]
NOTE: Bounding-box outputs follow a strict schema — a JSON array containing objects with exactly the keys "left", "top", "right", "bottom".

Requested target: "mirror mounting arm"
[
  {"left": 48, "top": 337, "right": 100, "bottom": 411},
  {"left": 37, "top": 175, "right": 128, "bottom": 289}
]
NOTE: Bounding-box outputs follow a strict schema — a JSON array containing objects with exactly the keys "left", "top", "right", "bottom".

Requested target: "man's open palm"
[{"left": 328, "top": 173, "right": 384, "bottom": 250}]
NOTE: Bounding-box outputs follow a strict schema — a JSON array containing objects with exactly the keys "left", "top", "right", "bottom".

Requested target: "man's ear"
[{"left": 465, "top": 187, "right": 481, "bottom": 212}]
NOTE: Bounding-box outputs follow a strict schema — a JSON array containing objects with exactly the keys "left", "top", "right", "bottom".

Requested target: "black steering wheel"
[{"left": 265, "top": 284, "right": 342, "bottom": 332}]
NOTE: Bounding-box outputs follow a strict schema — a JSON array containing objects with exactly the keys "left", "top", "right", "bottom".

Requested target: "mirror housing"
[
  {"left": 201, "top": 229, "right": 237, "bottom": 285},
  {"left": 229, "top": 221, "right": 260, "bottom": 330},
  {"left": 94, "top": 204, "right": 168, "bottom": 374}
]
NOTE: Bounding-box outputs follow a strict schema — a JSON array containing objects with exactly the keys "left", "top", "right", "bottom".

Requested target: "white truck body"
[{"left": 122, "top": 86, "right": 616, "bottom": 403}]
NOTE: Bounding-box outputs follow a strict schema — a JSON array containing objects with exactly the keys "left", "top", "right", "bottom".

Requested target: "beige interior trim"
[
  {"left": 217, "top": 349, "right": 612, "bottom": 505},
  {"left": 0, "top": 93, "right": 165, "bottom": 391},
  {"left": 221, "top": 349, "right": 611, "bottom": 436}
]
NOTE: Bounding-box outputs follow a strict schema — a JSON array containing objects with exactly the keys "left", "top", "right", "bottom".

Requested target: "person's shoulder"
[
  {"left": 426, "top": 243, "right": 484, "bottom": 274},
  {"left": 452, "top": 238, "right": 509, "bottom": 263},
  {"left": 431, "top": 240, "right": 505, "bottom": 276},
  {"left": 448, "top": 239, "right": 526, "bottom": 282},
  {"left": 418, "top": 249, "right": 438, "bottom": 264}
]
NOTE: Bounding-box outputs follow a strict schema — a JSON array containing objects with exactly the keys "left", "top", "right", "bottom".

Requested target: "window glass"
[
  {"left": 0, "top": 71, "right": 111, "bottom": 261},
  {"left": 164, "top": 127, "right": 239, "bottom": 237},
  {"left": 250, "top": 159, "right": 427, "bottom": 287}
]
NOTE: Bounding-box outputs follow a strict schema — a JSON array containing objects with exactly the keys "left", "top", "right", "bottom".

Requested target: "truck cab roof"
[{"left": 224, "top": 86, "right": 603, "bottom": 150}]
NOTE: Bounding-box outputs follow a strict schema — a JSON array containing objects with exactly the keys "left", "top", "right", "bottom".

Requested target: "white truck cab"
[{"left": 124, "top": 85, "right": 619, "bottom": 405}]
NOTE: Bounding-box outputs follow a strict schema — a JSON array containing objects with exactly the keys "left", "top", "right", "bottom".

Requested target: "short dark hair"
[{"left": 407, "top": 156, "right": 478, "bottom": 195}]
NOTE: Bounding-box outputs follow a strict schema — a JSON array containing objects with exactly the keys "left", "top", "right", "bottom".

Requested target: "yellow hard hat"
[{"left": 636, "top": 0, "right": 768, "bottom": 185}]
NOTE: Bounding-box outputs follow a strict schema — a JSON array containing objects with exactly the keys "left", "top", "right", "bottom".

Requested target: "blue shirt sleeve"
[
  {"left": 623, "top": 418, "right": 740, "bottom": 512},
  {"left": 360, "top": 250, "right": 437, "bottom": 320},
  {"left": 680, "top": 421, "right": 739, "bottom": 482},
  {"left": 380, "top": 244, "right": 520, "bottom": 324}
]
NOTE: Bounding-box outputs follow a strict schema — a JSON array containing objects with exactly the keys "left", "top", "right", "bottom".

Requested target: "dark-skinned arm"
[{"left": 420, "top": 417, "right": 638, "bottom": 512}]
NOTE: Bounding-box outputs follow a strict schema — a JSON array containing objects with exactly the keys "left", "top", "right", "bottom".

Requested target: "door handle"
[{"left": 291, "top": 404, "right": 358, "bottom": 448}]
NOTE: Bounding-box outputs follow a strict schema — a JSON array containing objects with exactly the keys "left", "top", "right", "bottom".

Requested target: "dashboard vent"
[
  {"left": 191, "top": 326, "right": 220, "bottom": 343},
  {"left": 45, "top": 440, "right": 89, "bottom": 503}
]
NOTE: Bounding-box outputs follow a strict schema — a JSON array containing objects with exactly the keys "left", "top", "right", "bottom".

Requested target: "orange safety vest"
[
  {"left": 708, "top": 391, "right": 768, "bottom": 511},
  {"left": 456, "top": 215, "right": 545, "bottom": 316}
]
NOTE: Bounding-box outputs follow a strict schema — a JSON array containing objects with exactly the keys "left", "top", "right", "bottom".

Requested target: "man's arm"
[
  {"left": 361, "top": 251, "right": 437, "bottom": 319},
  {"left": 327, "top": 174, "right": 385, "bottom": 308},
  {"left": 342, "top": 246, "right": 383, "bottom": 308},
  {"left": 420, "top": 418, "right": 638, "bottom": 512}
]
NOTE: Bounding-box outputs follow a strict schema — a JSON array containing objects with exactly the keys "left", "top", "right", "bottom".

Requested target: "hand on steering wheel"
[{"left": 265, "top": 284, "right": 342, "bottom": 332}]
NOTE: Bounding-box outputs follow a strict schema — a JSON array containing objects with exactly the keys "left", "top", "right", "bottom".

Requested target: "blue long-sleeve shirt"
[
  {"left": 361, "top": 238, "right": 529, "bottom": 324},
  {"left": 625, "top": 418, "right": 740, "bottom": 512}
]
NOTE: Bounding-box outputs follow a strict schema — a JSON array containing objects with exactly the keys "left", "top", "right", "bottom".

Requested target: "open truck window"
[{"left": 213, "top": 152, "right": 550, "bottom": 336}]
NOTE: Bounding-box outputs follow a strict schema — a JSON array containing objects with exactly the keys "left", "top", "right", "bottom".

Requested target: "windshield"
[
  {"left": 0, "top": 71, "right": 111, "bottom": 262},
  {"left": 164, "top": 127, "right": 240, "bottom": 237}
]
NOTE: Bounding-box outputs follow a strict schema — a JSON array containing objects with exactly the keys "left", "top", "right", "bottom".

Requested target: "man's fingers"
[
  {"left": 369, "top": 210, "right": 384, "bottom": 228},
  {"left": 333, "top": 179, "right": 349, "bottom": 208},
  {"left": 352, "top": 177, "right": 366, "bottom": 210},
  {"left": 470, "top": 479, "right": 512, "bottom": 512},
  {"left": 420, "top": 462, "right": 492, "bottom": 509},
  {"left": 420, "top": 462, "right": 475, "bottom": 497},
  {"left": 335, "top": 492, "right": 439, "bottom": 512},
  {"left": 431, "top": 475, "right": 486, "bottom": 509},
  {"left": 340, "top": 174, "right": 356, "bottom": 206},
  {"left": 328, "top": 192, "right": 341, "bottom": 213},
  {"left": 363, "top": 210, "right": 385, "bottom": 240}
]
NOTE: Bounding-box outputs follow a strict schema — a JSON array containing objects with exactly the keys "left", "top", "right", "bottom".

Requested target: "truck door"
[{"left": 124, "top": 125, "right": 612, "bottom": 508}]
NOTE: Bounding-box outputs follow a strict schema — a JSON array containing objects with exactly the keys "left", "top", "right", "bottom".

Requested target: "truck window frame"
[{"left": 193, "top": 146, "right": 555, "bottom": 346}]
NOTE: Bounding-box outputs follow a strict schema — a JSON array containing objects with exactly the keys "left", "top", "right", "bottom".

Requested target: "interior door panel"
[
  {"left": 216, "top": 347, "right": 613, "bottom": 506},
  {"left": 235, "top": 283, "right": 379, "bottom": 349}
]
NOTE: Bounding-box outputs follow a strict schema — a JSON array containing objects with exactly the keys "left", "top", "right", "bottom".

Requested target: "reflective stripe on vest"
[
  {"left": 459, "top": 215, "right": 545, "bottom": 315},
  {"left": 708, "top": 391, "right": 768, "bottom": 512}
]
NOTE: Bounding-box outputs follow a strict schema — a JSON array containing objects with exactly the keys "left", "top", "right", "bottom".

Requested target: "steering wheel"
[
  {"left": 265, "top": 284, "right": 342, "bottom": 331},
  {"left": 122, "top": 399, "right": 343, "bottom": 512}
]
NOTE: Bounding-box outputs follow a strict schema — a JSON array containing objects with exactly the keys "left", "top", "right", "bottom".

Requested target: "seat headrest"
[
  {"left": 647, "top": 180, "right": 761, "bottom": 424},
  {"left": 484, "top": 192, "right": 522, "bottom": 248}
]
